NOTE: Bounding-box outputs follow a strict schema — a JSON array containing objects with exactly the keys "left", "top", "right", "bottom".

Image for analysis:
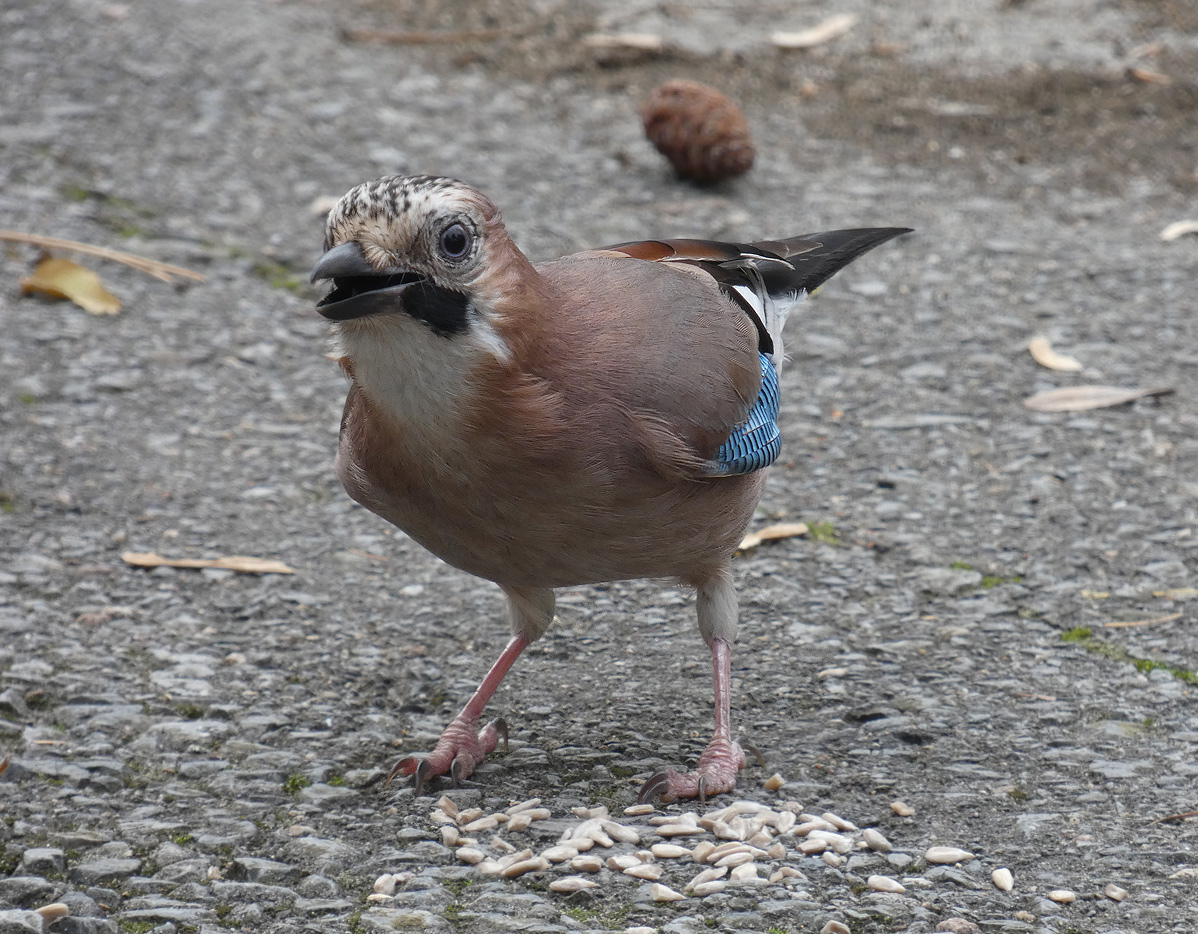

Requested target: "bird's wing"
[
  {"left": 600, "top": 229, "right": 912, "bottom": 360},
  {"left": 533, "top": 229, "right": 908, "bottom": 481},
  {"left": 532, "top": 253, "right": 767, "bottom": 481}
]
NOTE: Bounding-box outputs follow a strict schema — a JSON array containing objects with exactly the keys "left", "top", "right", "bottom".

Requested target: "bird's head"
[{"left": 311, "top": 175, "right": 521, "bottom": 341}]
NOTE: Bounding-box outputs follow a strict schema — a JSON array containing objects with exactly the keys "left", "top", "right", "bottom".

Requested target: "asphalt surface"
[{"left": 1, "top": 1, "right": 1197, "bottom": 933}]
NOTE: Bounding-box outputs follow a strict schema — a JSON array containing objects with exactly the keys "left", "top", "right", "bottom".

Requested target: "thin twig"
[
  {"left": 1152, "top": 808, "right": 1198, "bottom": 824},
  {"left": 0, "top": 231, "right": 205, "bottom": 283},
  {"left": 1103, "top": 611, "right": 1183, "bottom": 629}
]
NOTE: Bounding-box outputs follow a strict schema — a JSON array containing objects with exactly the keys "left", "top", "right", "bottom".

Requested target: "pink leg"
[
  {"left": 638, "top": 636, "right": 746, "bottom": 804},
  {"left": 389, "top": 633, "right": 530, "bottom": 793}
]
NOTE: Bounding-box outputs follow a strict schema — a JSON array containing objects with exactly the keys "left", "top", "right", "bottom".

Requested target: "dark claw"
[
  {"left": 697, "top": 774, "right": 706, "bottom": 807},
  {"left": 745, "top": 741, "right": 766, "bottom": 769},
  {"left": 492, "top": 717, "right": 510, "bottom": 752},
  {"left": 385, "top": 755, "right": 417, "bottom": 788},
  {"left": 450, "top": 755, "right": 469, "bottom": 788},
  {"left": 413, "top": 758, "right": 438, "bottom": 796},
  {"left": 637, "top": 771, "right": 673, "bottom": 805}
]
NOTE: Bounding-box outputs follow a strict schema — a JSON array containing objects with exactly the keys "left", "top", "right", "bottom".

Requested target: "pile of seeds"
[{"left": 368, "top": 782, "right": 1030, "bottom": 906}]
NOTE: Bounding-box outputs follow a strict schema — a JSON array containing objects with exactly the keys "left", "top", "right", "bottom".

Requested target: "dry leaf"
[
  {"left": 1028, "top": 337, "right": 1083, "bottom": 372},
  {"left": 1153, "top": 588, "right": 1198, "bottom": 601},
  {"left": 1023, "top": 385, "right": 1173, "bottom": 412},
  {"left": 772, "top": 14, "right": 858, "bottom": 50},
  {"left": 122, "top": 551, "right": 295, "bottom": 574},
  {"left": 1160, "top": 220, "right": 1198, "bottom": 242},
  {"left": 739, "top": 522, "right": 809, "bottom": 550},
  {"left": 21, "top": 256, "right": 120, "bottom": 314}
]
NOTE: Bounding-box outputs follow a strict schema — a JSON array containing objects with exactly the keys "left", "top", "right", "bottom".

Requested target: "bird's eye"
[{"left": 438, "top": 223, "right": 472, "bottom": 260}]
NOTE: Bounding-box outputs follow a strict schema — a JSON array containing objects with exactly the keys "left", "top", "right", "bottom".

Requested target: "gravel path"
[{"left": 2, "top": 1, "right": 1196, "bottom": 933}]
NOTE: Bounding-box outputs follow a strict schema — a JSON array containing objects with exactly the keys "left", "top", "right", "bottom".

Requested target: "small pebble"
[
  {"left": 506, "top": 797, "right": 541, "bottom": 814},
  {"left": 456, "top": 847, "right": 485, "bottom": 865},
  {"left": 461, "top": 815, "right": 499, "bottom": 833},
  {"left": 372, "top": 874, "right": 396, "bottom": 895},
  {"left": 729, "top": 862, "right": 760, "bottom": 882},
  {"left": 891, "top": 801, "right": 915, "bottom": 817},
  {"left": 691, "top": 841, "right": 716, "bottom": 863},
  {"left": 624, "top": 863, "right": 663, "bottom": 880},
  {"left": 366, "top": 893, "right": 393, "bottom": 904},
  {"left": 925, "top": 846, "right": 975, "bottom": 864},
  {"left": 625, "top": 928, "right": 657, "bottom": 934},
  {"left": 1104, "top": 883, "right": 1128, "bottom": 901},
  {"left": 503, "top": 856, "right": 549, "bottom": 878},
  {"left": 808, "top": 830, "right": 852, "bottom": 854},
  {"left": 763, "top": 772, "right": 785, "bottom": 791},
  {"left": 863, "top": 828, "right": 892, "bottom": 853},
  {"left": 715, "top": 850, "right": 755, "bottom": 868},
  {"left": 795, "top": 818, "right": 837, "bottom": 835},
  {"left": 507, "top": 813, "right": 532, "bottom": 833},
  {"left": 656, "top": 822, "right": 705, "bottom": 837},
  {"left": 602, "top": 819, "right": 640, "bottom": 844},
  {"left": 1015, "top": 911, "right": 1035, "bottom": 922},
  {"left": 541, "top": 845, "right": 577, "bottom": 863},
  {"left": 771, "top": 810, "right": 796, "bottom": 834},
  {"left": 458, "top": 807, "right": 484, "bottom": 824},
  {"left": 685, "top": 866, "right": 727, "bottom": 891},
  {"left": 35, "top": 904, "right": 69, "bottom": 922},
  {"left": 649, "top": 882, "right": 685, "bottom": 902},
  {"left": 607, "top": 854, "right": 642, "bottom": 871},
  {"left": 821, "top": 851, "right": 845, "bottom": 867},
  {"left": 867, "top": 874, "right": 905, "bottom": 893},
  {"left": 992, "top": 867, "right": 1014, "bottom": 892},
  {"left": 650, "top": 843, "right": 691, "bottom": 859},
  {"left": 821, "top": 811, "right": 858, "bottom": 831},
  {"left": 769, "top": 866, "right": 806, "bottom": 883},
  {"left": 821, "top": 922, "right": 851, "bottom": 934},
  {"left": 799, "top": 838, "right": 827, "bottom": 855},
  {"left": 766, "top": 842, "right": 787, "bottom": 859},
  {"left": 692, "top": 880, "right": 727, "bottom": 896},
  {"left": 570, "top": 854, "right": 603, "bottom": 873},
  {"left": 1047, "top": 889, "right": 1076, "bottom": 904},
  {"left": 491, "top": 835, "right": 516, "bottom": 854},
  {"left": 549, "top": 875, "right": 598, "bottom": 893},
  {"left": 936, "top": 921, "right": 980, "bottom": 934},
  {"left": 624, "top": 803, "right": 655, "bottom": 817},
  {"left": 440, "top": 825, "right": 459, "bottom": 847}
]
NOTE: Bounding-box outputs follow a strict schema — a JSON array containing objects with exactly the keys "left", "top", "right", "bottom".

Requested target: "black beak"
[{"left": 310, "top": 242, "right": 425, "bottom": 321}]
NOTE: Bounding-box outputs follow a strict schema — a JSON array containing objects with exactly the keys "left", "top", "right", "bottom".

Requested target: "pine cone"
[{"left": 642, "top": 80, "right": 754, "bottom": 184}]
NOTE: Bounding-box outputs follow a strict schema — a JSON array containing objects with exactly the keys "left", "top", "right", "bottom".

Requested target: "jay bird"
[{"left": 310, "top": 174, "right": 908, "bottom": 803}]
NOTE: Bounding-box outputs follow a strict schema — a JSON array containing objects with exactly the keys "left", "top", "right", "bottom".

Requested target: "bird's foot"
[
  {"left": 637, "top": 734, "right": 746, "bottom": 805},
  {"left": 388, "top": 716, "right": 508, "bottom": 795}
]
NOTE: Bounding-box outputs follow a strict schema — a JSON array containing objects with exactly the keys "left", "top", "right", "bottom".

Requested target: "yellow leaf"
[
  {"left": 122, "top": 551, "right": 295, "bottom": 575},
  {"left": 21, "top": 256, "right": 121, "bottom": 314},
  {"left": 739, "top": 522, "right": 809, "bottom": 551}
]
